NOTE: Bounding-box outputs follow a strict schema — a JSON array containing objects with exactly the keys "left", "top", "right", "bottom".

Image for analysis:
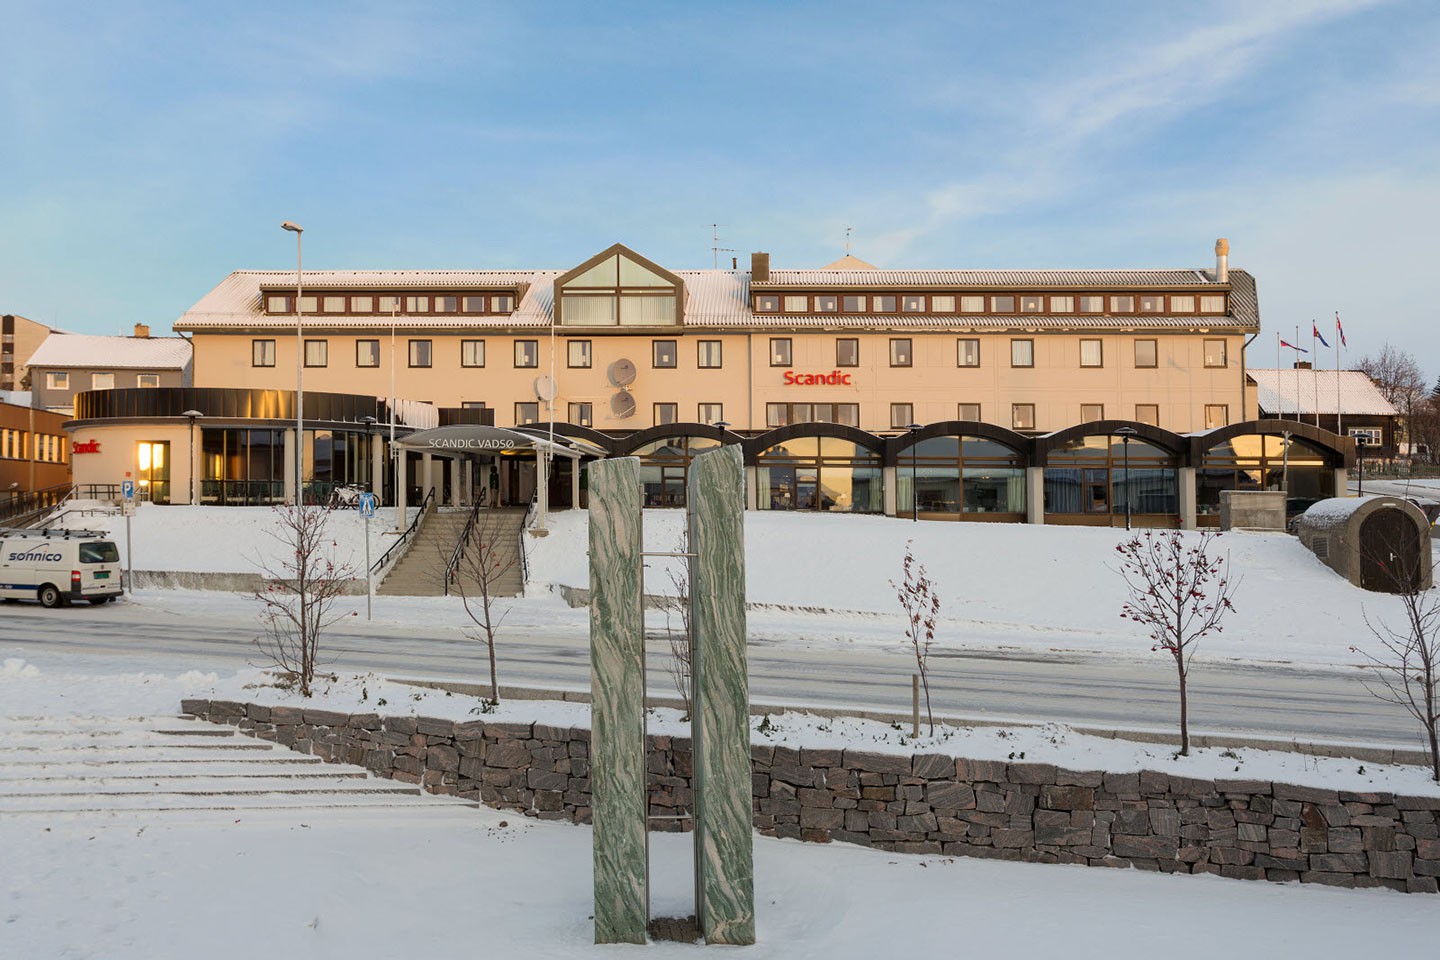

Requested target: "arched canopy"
[
  {"left": 1192, "top": 419, "right": 1352, "bottom": 468},
  {"left": 885, "top": 421, "right": 1030, "bottom": 466},
  {"left": 611, "top": 422, "right": 745, "bottom": 457},
  {"left": 1035, "top": 420, "right": 1185, "bottom": 465},
  {"left": 744, "top": 422, "right": 885, "bottom": 464}
]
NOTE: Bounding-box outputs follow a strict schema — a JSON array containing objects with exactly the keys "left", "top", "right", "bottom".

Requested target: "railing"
[
  {"left": 0, "top": 483, "right": 75, "bottom": 526},
  {"left": 370, "top": 487, "right": 434, "bottom": 576},
  {"left": 443, "top": 497, "right": 485, "bottom": 596},
  {"left": 1358, "top": 459, "right": 1440, "bottom": 480},
  {"left": 519, "top": 495, "right": 537, "bottom": 590}
]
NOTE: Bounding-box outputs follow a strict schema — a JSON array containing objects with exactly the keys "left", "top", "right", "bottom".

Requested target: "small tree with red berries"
[
  {"left": 1115, "top": 530, "right": 1239, "bottom": 756},
  {"left": 892, "top": 539, "right": 940, "bottom": 737}
]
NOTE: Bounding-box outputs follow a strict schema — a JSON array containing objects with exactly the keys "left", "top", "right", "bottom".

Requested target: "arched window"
[
  {"left": 1044, "top": 435, "right": 1178, "bottom": 524},
  {"left": 897, "top": 436, "right": 1026, "bottom": 520},
  {"left": 554, "top": 246, "right": 684, "bottom": 327},
  {"left": 757, "top": 437, "right": 882, "bottom": 513},
  {"left": 629, "top": 434, "right": 723, "bottom": 507},
  {"left": 1198, "top": 434, "right": 1333, "bottom": 524}
]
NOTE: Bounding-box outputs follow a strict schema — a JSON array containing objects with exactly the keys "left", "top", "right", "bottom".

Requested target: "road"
[{"left": 2, "top": 599, "right": 1420, "bottom": 751}]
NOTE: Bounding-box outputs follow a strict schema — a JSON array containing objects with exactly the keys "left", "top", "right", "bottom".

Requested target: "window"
[
  {"left": 902, "top": 295, "right": 926, "bottom": 312},
  {"left": 654, "top": 403, "right": 678, "bottom": 426},
  {"left": 252, "top": 340, "right": 276, "bottom": 367},
  {"left": 1349, "top": 427, "right": 1382, "bottom": 446},
  {"left": 957, "top": 403, "right": 981, "bottom": 421},
  {"left": 1135, "top": 404, "right": 1160, "bottom": 426},
  {"left": 1020, "top": 295, "right": 1044, "bottom": 313},
  {"left": 957, "top": 338, "right": 980, "bottom": 367},
  {"left": 653, "top": 340, "right": 677, "bottom": 368},
  {"left": 408, "top": 339, "right": 432, "bottom": 368},
  {"left": 1080, "top": 404, "right": 1104, "bottom": 422},
  {"left": 298, "top": 296, "right": 317, "bottom": 313},
  {"left": 991, "top": 296, "right": 1015, "bottom": 313},
  {"left": 766, "top": 403, "right": 859, "bottom": 427},
  {"left": 1078, "top": 296, "right": 1104, "bottom": 313},
  {"left": 266, "top": 295, "right": 292, "bottom": 313},
  {"left": 405, "top": 296, "right": 430, "bottom": 313},
  {"left": 1204, "top": 339, "right": 1227, "bottom": 368},
  {"left": 137, "top": 374, "right": 160, "bottom": 388},
  {"left": 1170, "top": 295, "right": 1195, "bottom": 313},
  {"left": 755, "top": 295, "right": 779, "bottom": 312},
  {"left": 770, "top": 338, "right": 792, "bottom": 366},
  {"left": 377, "top": 296, "right": 400, "bottom": 312},
  {"left": 1050, "top": 296, "right": 1074, "bottom": 313},
  {"left": 567, "top": 340, "right": 591, "bottom": 368},
  {"left": 1204, "top": 404, "right": 1229, "bottom": 429},
  {"left": 492, "top": 295, "right": 514, "bottom": 313},
  {"left": 842, "top": 295, "right": 866, "bottom": 312},
  {"left": 815, "top": 295, "right": 838, "bottom": 313},
  {"left": 1011, "top": 339, "right": 1034, "bottom": 367},
  {"left": 356, "top": 340, "right": 380, "bottom": 367},
  {"left": 889, "top": 338, "right": 912, "bottom": 367},
  {"left": 1080, "top": 339, "right": 1103, "bottom": 368},
  {"left": 959, "top": 296, "right": 984, "bottom": 313},
  {"left": 351, "top": 295, "right": 374, "bottom": 313},
  {"left": 1111, "top": 296, "right": 1135, "bottom": 312},
  {"left": 835, "top": 338, "right": 858, "bottom": 367},
  {"left": 303, "top": 339, "right": 328, "bottom": 367},
  {"left": 1139, "top": 295, "right": 1165, "bottom": 312},
  {"left": 461, "top": 401, "right": 487, "bottom": 410},
  {"left": 1199, "top": 295, "right": 1226, "bottom": 313},
  {"left": 515, "top": 402, "right": 539, "bottom": 425},
  {"left": 569, "top": 402, "right": 593, "bottom": 427},
  {"left": 890, "top": 403, "right": 915, "bottom": 429},
  {"left": 322, "top": 296, "right": 345, "bottom": 313},
  {"left": 91, "top": 373, "right": 114, "bottom": 390},
  {"left": 697, "top": 340, "right": 723, "bottom": 368},
  {"left": 873, "top": 296, "right": 897, "bottom": 313},
  {"left": 698, "top": 403, "right": 723, "bottom": 425},
  {"left": 434, "top": 296, "right": 458, "bottom": 313},
  {"left": 931, "top": 295, "right": 955, "bottom": 312},
  {"left": 1012, "top": 404, "right": 1036, "bottom": 431},
  {"left": 783, "top": 295, "right": 808, "bottom": 313},
  {"left": 461, "top": 340, "right": 486, "bottom": 367},
  {"left": 1134, "top": 339, "right": 1158, "bottom": 368},
  {"left": 514, "top": 340, "right": 539, "bottom": 368},
  {"left": 462, "top": 296, "right": 487, "bottom": 313}
]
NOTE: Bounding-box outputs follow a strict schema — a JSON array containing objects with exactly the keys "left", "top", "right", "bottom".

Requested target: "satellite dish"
[
  {"left": 607, "top": 358, "right": 637, "bottom": 387},
  {"left": 533, "top": 375, "right": 558, "bottom": 401},
  {"left": 610, "top": 391, "right": 637, "bottom": 419}
]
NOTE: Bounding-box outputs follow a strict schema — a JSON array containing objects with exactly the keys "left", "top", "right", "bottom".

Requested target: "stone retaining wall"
[{"left": 181, "top": 699, "right": 1440, "bottom": 894}]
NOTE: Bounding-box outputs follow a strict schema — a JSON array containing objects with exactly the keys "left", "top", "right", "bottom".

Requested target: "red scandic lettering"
[{"left": 783, "top": 371, "right": 796, "bottom": 384}]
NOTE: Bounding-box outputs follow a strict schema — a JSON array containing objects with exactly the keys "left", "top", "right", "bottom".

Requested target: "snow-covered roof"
[
  {"left": 25, "top": 333, "right": 192, "bottom": 371},
  {"left": 176, "top": 266, "right": 1257, "bottom": 332},
  {"left": 1249, "top": 369, "right": 1397, "bottom": 417},
  {"left": 0, "top": 390, "right": 34, "bottom": 407}
]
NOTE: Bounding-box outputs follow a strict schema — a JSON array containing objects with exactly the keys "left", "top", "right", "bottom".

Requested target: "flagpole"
[
  {"left": 1294, "top": 324, "right": 1302, "bottom": 429},
  {"left": 1335, "top": 312, "right": 1343, "bottom": 440},
  {"left": 1276, "top": 332, "right": 1282, "bottom": 420},
  {"left": 1311, "top": 322, "right": 1319, "bottom": 427}
]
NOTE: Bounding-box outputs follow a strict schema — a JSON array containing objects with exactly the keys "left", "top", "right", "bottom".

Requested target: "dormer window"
[{"left": 555, "top": 244, "right": 683, "bottom": 327}]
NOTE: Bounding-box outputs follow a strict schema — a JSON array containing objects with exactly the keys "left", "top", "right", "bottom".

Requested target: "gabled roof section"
[
  {"left": 1249, "top": 369, "right": 1398, "bottom": 417},
  {"left": 821, "top": 254, "right": 878, "bottom": 270},
  {"left": 552, "top": 243, "right": 684, "bottom": 291},
  {"left": 26, "top": 333, "right": 192, "bottom": 370}
]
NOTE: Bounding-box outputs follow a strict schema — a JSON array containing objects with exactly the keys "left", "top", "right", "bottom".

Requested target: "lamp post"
[
  {"left": 182, "top": 409, "right": 204, "bottom": 505},
  {"left": 907, "top": 423, "right": 923, "bottom": 522},
  {"left": 1114, "top": 425, "right": 1138, "bottom": 531},
  {"left": 359, "top": 416, "right": 378, "bottom": 493},
  {"left": 281, "top": 221, "right": 304, "bottom": 506}
]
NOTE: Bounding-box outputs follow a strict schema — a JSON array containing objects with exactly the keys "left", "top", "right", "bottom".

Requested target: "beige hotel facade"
[{"left": 64, "top": 239, "right": 1354, "bottom": 526}]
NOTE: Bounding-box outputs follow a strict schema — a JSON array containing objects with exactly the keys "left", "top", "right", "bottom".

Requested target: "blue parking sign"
[
  {"left": 121, "top": 480, "right": 135, "bottom": 500},
  {"left": 358, "top": 492, "right": 377, "bottom": 518}
]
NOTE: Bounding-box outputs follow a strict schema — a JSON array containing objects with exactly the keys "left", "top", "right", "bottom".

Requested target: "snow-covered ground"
[
  {"left": 4, "top": 654, "right": 1439, "bottom": 958},
  {"left": 36, "top": 504, "right": 1439, "bottom": 669}
]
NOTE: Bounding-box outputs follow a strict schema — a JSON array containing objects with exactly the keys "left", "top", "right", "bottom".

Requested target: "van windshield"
[{"left": 79, "top": 542, "right": 121, "bottom": 564}]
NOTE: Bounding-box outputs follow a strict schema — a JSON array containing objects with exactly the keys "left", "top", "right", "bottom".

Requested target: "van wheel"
[
  {"left": 38, "top": 585, "right": 63, "bottom": 608},
  {"left": 89, "top": 597, "right": 110, "bottom": 606}
]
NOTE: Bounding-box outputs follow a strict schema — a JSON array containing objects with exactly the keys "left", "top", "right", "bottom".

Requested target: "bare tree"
[
  {"left": 1358, "top": 344, "right": 1427, "bottom": 452},
  {"left": 446, "top": 505, "right": 519, "bottom": 706},
  {"left": 252, "top": 503, "right": 357, "bottom": 698},
  {"left": 653, "top": 533, "right": 693, "bottom": 721},
  {"left": 891, "top": 540, "right": 939, "bottom": 737},
  {"left": 1115, "top": 530, "right": 1239, "bottom": 756},
  {"left": 1352, "top": 542, "right": 1440, "bottom": 781}
]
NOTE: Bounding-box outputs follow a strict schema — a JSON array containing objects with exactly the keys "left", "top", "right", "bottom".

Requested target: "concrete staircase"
[
  {"left": 0, "top": 715, "right": 476, "bottom": 816},
  {"left": 376, "top": 507, "right": 527, "bottom": 598}
]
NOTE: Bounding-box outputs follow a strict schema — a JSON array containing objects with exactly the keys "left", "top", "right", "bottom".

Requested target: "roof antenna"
[
  {"left": 709, "top": 223, "right": 733, "bottom": 270},
  {"left": 845, "top": 226, "right": 853, "bottom": 257}
]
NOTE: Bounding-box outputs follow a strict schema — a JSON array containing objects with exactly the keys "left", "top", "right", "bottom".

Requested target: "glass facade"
[
  {"left": 1198, "top": 434, "right": 1333, "bottom": 521},
  {"left": 897, "top": 436, "right": 1026, "bottom": 519},
  {"left": 630, "top": 434, "right": 724, "bottom": 507},
  {"left": 201, "top": 428, "right": 286, "bottom": 505},
  {"left": 757, "top": 437, "right": 882, "bottom": 513},
  {"left": 1044, "top": 436, "right": 1178, "bottom": 519}
]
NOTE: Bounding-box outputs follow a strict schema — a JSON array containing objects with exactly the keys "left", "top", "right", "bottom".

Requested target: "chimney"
[
  {"left": 731, "top": 256, "right": 738, "bottom": 271},
  {"left": 751, "top": 251, "right": 770, "bottom": 283},
  {"left": 1295, "top": 360, "right": 1312, "bottom": 370},
  {"left": 1214, "top": 238, "right": 1229, "bottom": 283},
  {"left": 133, "top": 323, "right": 151, "bottom": 338}
]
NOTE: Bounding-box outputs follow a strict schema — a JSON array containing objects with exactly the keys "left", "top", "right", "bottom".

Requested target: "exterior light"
[{"left": 1114, "top": 425, "right": 1139, "bottom": 531}]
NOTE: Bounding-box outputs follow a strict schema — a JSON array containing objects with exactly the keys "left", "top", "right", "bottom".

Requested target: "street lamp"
[
  {"left": 359, "top": 416, "right": 377, "bottom": 494},
  {"left": 281, "top": 220, "right": 304, "bottom": 506},
  {"left": 1114, "top": 425, "right": 1138, "bottom": 531},
  {"left": 907, "top": 422, "right": 923, "bottom": 522},
  {"left": 182, "top": 409, "right": 204, "bottom": 505}
]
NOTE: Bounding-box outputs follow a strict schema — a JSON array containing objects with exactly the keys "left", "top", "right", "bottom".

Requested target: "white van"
[{"left": 0, "top": 528, "right": 124, "bottom": 607}]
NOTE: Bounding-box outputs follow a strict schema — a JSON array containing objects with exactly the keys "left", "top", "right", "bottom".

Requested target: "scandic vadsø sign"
[
  {"left": 427, "top": 438, "right": 517, "bottom": 450},
  {"left": 782, "top": 370, "right": 853, "bottom": 386}
]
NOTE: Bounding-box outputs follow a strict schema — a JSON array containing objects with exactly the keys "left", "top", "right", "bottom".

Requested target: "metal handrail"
[
  {"left": 0, "top": 483, "right": 75, "bottom": 526},
  {"left": 370, "top": 487, "right": 434, "bottom": 575},
  {"left": 443, "top": 496, "right": 484, "bottom": 596},
  {"left": 518, "top": 494, "right": 537, "bottom": 589}
]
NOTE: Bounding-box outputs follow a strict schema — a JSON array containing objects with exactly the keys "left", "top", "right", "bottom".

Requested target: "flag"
[
  {"left": 1336, "top": 312, "right": 1347, "bottom": 348},
  {"left": 1312, "top": 322, "right": 1329, "bottom": 348},
  {"left": 1279, "top": 339, "right": 1308, "bottom": 353}
]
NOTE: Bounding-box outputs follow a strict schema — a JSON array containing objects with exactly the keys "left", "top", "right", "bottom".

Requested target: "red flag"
[
  {"left": 1279, "top": 339, "right": 1309, "bottom": 354},
  {"left": 1335, "top": 312, "right": 1347, "bottom": 348}
]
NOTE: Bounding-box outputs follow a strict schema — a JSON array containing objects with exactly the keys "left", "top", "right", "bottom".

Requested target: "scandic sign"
[
  {"left": 72, "top": 440, "right": 101, "bottom": 454},
  {"left": 782, "top": 370, "right": 853, "bottom": 386}
]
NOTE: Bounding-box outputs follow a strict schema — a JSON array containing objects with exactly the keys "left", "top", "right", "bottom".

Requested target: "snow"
[{"left": 4, "top": 652, "right": 1440, "bottom": 957}]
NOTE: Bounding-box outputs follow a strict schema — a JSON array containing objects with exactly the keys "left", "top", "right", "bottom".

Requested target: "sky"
[{"left": 2, "top": 0, "right": 1435, "bottom": 374}]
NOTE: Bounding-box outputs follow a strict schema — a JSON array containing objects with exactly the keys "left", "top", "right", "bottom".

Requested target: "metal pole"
[
  {"left": 911, "top": 673, "right": 920, "bottom": 738},
  {"left": 124, "top": 510, "right": 132, "bottom": 596},
  {"left": 281, "top": 222, "right": 305, "bottom": 506},
  {"left": 1123, "top": 436, "right": 1132, "bottom": 531},
  {"left": 365, "top": 510, "right": 372, "bottom": 621}
]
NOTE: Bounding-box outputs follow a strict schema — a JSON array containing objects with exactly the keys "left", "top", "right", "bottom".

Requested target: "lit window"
[
  {"left": 303, "top": 340, "right": 328, "bottom": 367},
  {"left": 1204, "top": 339, "right": 1227, "bottom": 368},
  {"left": 514, "top": 340, "right": 539, "bottom": 368},
  {"left": 1012, "top": 404, "right": 1035, "bottom": 431},
  {"left": 252, "top": 340, "right": 276, "bottom": 367},
  {"left": 889, "top": 338, "right": 912, "bottom": 367},
  {"left": 1011, "top": 339, "right": 1034, "bottom": 368},
  {"left": 959, "top": 296, "right": 984, "bottom": 313},
  {"left": 137, "top": 374, "right": 160, "bottom": 388},
  {"left": 783, "top": 295, "right": 808, "bottom": 313},
  {"left": 698, "top": 403, "right": 723, "bottom": 425},
  {"left": 653, "top": 340, "right": 677, "bottom": 368},
  {"left": 568, "top": 340, "right": 591, "bottom": 368},
  {"left": 902, "top": 295, "right": 926, "bottom": 312},
  {"left": 697, "top": 340, "right": 723, "bottom": 368},
  {"left": 1050, "top": 296, "right": 1074, "bottom": 313},
  {"left": 1080, "top": 404, "right": 1104, "bottom": 422},
  {"left": 890, "top": 403, "right": 914, "bottom": 429},
  {"left": 931, "top": 295, "right": 955, "bottom": 312},
  {"left": 1080, "top": 339, "right": 1103, "bottom": 368},
  {"left": 1134, "top": 340, "right": 1158, "bottom": 368},
  {"left": 815, "top": 295, "right": 838, "bottom": 313},
  {"left": 356, "top": 340, "right": 380, "bottom": 367},
  {"left": 957, "top": 403, "right": 981, "bottom": 421},
  {"left": 957, "top": 339, "right": 979, "bottom": 367},
  {"left": 408, "top": 339, "right": 432, "bottom": 368},
  {"left": 1020, "top": 295, "right": 1044, "bottom": 313},
  {"left": 1135, "top": 404, "right": 1159, "bottom": 426},
  {"left": 835, "top": 338, "right": 858, "bottom": 367},
  {"left": 770, "top": 338, "right": 792, "bottom": 366},
  {"left": 461, "top": 340, "right": 486, "bottom": 367}
]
